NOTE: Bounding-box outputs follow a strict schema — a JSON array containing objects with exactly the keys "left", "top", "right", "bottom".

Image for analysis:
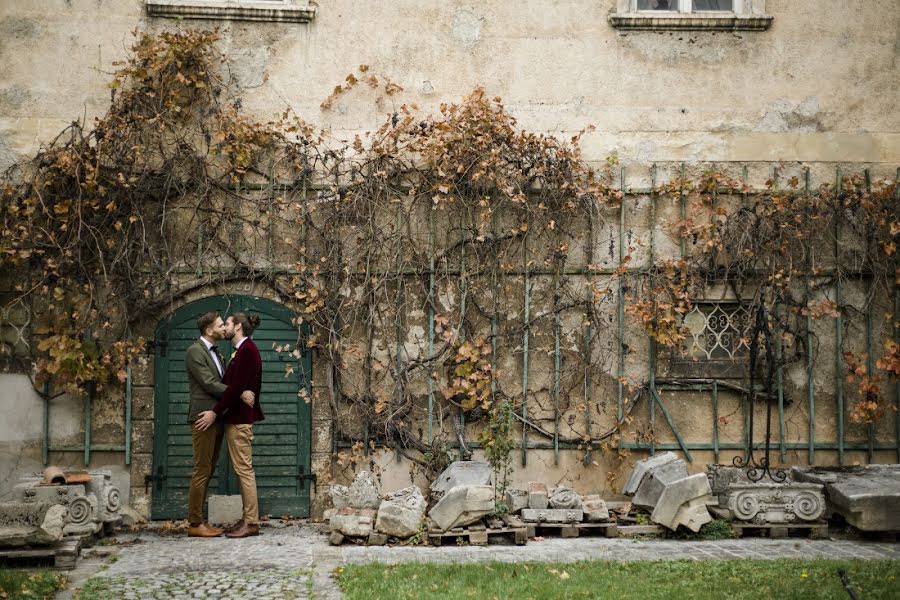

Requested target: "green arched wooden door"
[{"left": 150, "top": 295, "right": 312, "bottom": 519}]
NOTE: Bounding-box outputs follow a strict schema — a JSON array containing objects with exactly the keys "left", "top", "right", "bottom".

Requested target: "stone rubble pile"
[
  {"left": 0, "top": 469, "right": 122, "bottom": 548},
  {"left": 623, "top": 452, "right": 715, "bottom": 532},
  {"left": 327, "top": 470, "right": 428, "bottom": 545}
]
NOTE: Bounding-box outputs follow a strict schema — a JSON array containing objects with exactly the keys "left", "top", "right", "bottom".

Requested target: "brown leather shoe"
[
  {"left": 188, "top": 522, "right": 223, "bottom": 537},
  {"left": 225, "top": 522, "right": 260, "bottom": 538},
  {"left": 224, "top": 519, "right": 245, "bottom": 534}
]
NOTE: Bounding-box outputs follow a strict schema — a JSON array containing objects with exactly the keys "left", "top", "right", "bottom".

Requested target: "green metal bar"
[
  {"left": 651, "top": 389, "right": 693, "bottom": 463},
  {"left": 521, "top": 216, "right": 531, "bottom": 467},
  {"left": 49, "top": 445, "right": 127, "bottom": 453},
  {"left": 895, "top": 290, "right": 900, "bottom": 463},
  {"left": 617, "top": 167, "right": 626, "bottom": 428},
  {"left": 804, "top": 167, "right": 816, "bottom": 464},
  {"left": 679, "top": 163, "right": 687, "bottom": 259},
  {"left": 741, "top": 166, "right": 750, "bottom": 463},
  {"left": 896, "top": 168, "right": 900, "bottom": 463},
  {"left": 621, "top": 442, "right": 899, "bottom": 452},
  {"left": 42, "top": 382, "right": 49, "bottom": 466},
  {"left": 583, "top": 196, "right": 594, "bottom": 466},
  {"left": 84, "top": 383, "right": 93, "bottom": 466},
  {"left": 552, "top": 256, "right": 561, "bottom": 466},
  {"left": 648, "top": 164, "right": 657, "bottom": 456},
  {"left": 835, "top": 168, "right": 844, "bottom": 465},
  {"left": 864, "top": 169, "right": 875, "bottom": 465},
  {"left": 775, "top": 293, "right": 785, "bottom": 463},
  {"left": 427, "top": 202, "right": 436, "bottom": 444},
  {"left": 712, "top": 380, "right": 719, "bottom": 464},
  {"left": 196, "top": 199, "right": 203, "bottom": 277},
  {"left": 583, "top": 320, "right": 593, "bottom": 466},
  {"left": 125, "top": 362, "right": 132, "bottom": 466},
  {"left": 459, "top": 213, "right": 469, "bottom": 445}
]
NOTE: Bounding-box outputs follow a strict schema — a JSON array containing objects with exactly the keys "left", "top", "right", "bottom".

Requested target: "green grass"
[
  {"left": 336, "top": 559, "right": 900, "bottom": 600},
  {"left": 667, "top": 519, "right": 737, "bottom": 541},
  {"left": 0, "top": 569, "right": 67, "bottom": 600}
]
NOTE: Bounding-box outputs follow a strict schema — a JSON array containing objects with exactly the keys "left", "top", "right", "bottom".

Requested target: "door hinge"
[
  {"left": 144, "top": 465, "right": 167, "bottom": 494},
  {"left": 297, "top": 465, "right": 317, "bottom": 494}
]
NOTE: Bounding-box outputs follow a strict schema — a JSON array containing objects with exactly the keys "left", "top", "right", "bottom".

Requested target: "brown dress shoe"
[
  {"left": 224, "top": 519, "right": 245, "bottom": 534},
  {"left": 188, "top": 523, "right": 223, "bottom": 537},
  {"left": 225, "top": 522, "right": 260, "bottom": 538}
]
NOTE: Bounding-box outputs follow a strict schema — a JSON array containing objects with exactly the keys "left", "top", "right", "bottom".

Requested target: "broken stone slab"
[
  {"left": 582, "top": 495, "right": 610, "bottom": 522},
  {"left": 520, "top": 508, "right": 584, "bottom": 523},
  {"left": 0, "top": 502, "right": 68, "bottom": 547},
  {"left": 792, "top": 465, "right": 900, "bottom": 532},
  {"left": 430, "top": 461, "right": 492, "bottom": 500},
  {"left": 427, "top": 485, "right": 494, "bottom": 531},
  {"left": 504, "top": 489, "right": 529, "bottom": 513},
  {"left": 623, "top": 452, "right": 678, "bottom": 495},
  {"left": 376, "top": 486, "right": 426, "bottom": 538},
  {"left": 330, "top": 484, "right": 350, "bottom": 509},
  {"left": 632, "top": 458, "right": 690, "bottom": 510},
  {"left": 527, "top": 482, "right": 549, "bottom": 509},
  {"left": 650, "top": 473, "right": 714, "bottom": 531},
  {"left": 331, "top": 507, "right": 377, "bottom": 537},
  {"left": 347, "top": 471, "right": 381, "bottom": 510},
  {"left": 672, "top": 495, "right": 716, "bottom": 532},
  {"left": 549, "top": 487, "right": 582, "bottom": 510},
  {"left": 727, "top": 483, "right": 825, "bottom": 524}
]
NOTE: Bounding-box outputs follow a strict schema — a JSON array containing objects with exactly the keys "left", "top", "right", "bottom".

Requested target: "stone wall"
[{"left": 0, "top": 0, "right": 897, "bottom": 519}]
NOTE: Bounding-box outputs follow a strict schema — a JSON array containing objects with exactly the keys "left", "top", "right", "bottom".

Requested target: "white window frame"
[
  {"left": 145, "top": 0, "right": 317, "bottom": 24},
  {"left": 610, "top": 0, "right": 772, "bottom": 31},
  {"left": 634, "top": 0, "right": 742, "bottom": 14}
]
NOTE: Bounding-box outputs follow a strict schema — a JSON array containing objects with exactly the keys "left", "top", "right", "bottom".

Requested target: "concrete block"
[
  {"left": 504, "top": 489, "right": 528, "bottom": 513},
  {"left": 430, "top": 461, "right": 492, "bottom": 500},
  {"left": 208, "top": 495, "right": 243, "bottom": 525},
  {"left": 582, "top": 495, "right": 610, "bottom": 522},
  {"left": 521, "top": 508, "right": 583, "bottom": 523},
  {"left": 792, "top": 465, "right": 900, "bottom": 532},
  {"left": 651, "top": 474, "right": 713, "bottom": 531},
  {"left": 331, "top": 507, "right": 376, "bottom": 537},
  {"left": 632, "top": 458, "right": 689, "bottom": 510},
  {"left": 375, "top": 486, "right": 425, "bottom": 538},
  {"left": 527, "top": 482, "right": 549, "bottom": 509},
  {"left": 623, "top": 452, "right": 678, "bottom": 495},
  {"left": 672, "top": 495, "right": 716, "bottom": 532},
  {"left": 428, "top": 485, "right": 494, "bottom": 531}
]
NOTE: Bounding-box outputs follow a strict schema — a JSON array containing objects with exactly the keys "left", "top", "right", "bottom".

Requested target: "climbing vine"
[{"left": 1, "top": 29, "right": 898, "bottom": 485}]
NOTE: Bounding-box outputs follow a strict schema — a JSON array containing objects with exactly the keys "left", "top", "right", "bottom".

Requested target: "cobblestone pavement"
[{"left": 60, "top": 524, "right": 900, "bottom": 599}]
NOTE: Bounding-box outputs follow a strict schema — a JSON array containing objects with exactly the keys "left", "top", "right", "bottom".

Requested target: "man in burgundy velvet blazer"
[{"left": 195, "top": 312, "right": 264, "bottom": 538}]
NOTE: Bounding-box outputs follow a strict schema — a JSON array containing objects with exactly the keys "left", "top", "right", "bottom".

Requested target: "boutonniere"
[{"left": 230, "top": 351, "right": 236, "bottom": 360}]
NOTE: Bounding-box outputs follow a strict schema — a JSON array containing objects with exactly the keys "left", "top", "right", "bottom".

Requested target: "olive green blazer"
[{"left": 184, "top": 339, "right": 228, "bottom": 422}]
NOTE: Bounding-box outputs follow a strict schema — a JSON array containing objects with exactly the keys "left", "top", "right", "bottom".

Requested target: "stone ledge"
[
  {"left": 608, "top": 13, "right": 773, "bottom": 32},
  {"left": 145, "top": 0, "right": 316, "bottom": 23}
]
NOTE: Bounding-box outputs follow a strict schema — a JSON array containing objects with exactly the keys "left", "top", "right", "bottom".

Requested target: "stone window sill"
[
  {"left": 608, "top": 13, "right": 773, "bottom": 32},
  {"left": 145, "top": 1, "right": 317, "bottom": 23}
]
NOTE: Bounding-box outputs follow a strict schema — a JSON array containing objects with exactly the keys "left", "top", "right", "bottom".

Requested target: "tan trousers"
[
  {"left": 188, "top": 421, "right": 224, "bottom": 525},
  {"left": 225, "top": 424, "right": 259, "bottom": 525}
]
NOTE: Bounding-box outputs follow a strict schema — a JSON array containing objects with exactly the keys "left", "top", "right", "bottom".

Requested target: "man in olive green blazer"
[{"left": 184, "top": 311, "right": 228, "bottom": 537}]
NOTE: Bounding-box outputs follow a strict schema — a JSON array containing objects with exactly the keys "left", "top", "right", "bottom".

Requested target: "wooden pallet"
[
  {"left": 0, "top": 538, "right": 80, "bottom": 569},
  {"left": 525, "top": 521, "right": 618, "bottom": 539},
  {"left": 617, "top": 524, "right": 663, "bottom": 536},
  {"left": 730, "top": 521, "right": 827, "bottom": 539},
  {"left": 428, "top": 515, "right": 527, "bottom": 546}
]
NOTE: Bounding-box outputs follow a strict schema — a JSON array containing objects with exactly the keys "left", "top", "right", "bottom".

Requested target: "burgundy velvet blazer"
[{"left": 212, "top": 337, "right": 264, "bottom": 425}]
